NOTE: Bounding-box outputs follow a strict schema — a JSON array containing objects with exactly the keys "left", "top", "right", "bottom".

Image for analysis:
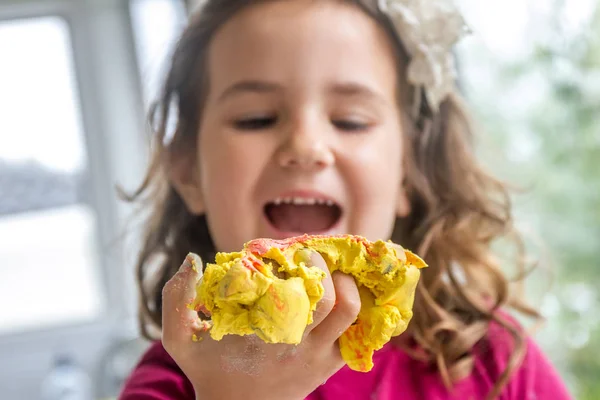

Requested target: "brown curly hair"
[{"left": 126, "top": 1, "right": 541, "bottom": 398}]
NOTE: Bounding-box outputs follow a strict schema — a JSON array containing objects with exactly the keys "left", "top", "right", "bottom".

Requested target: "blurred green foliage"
[{"left": 460, "top": 1, "right": 600, "bottom": 398}]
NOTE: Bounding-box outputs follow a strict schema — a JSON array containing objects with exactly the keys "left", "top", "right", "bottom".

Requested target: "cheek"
[
  {"left": 200, "top": 142, "right": 251, "bottom": 208},
  {"left": 197, "top": 128, "right": 273, "bottom": 250},
  {"left": 348, "top": 129, "right": 403, "bottom": 191},
  {"left": 341, "top": 128, "right": 403, "bottom": 236}
]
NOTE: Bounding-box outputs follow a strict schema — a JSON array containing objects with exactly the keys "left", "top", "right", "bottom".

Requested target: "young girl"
[{"left": 120, "top": 0, "right": 572, "bottom": 399}]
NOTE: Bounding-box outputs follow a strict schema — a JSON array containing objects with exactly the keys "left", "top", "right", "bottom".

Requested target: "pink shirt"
[{"left": 120, "top": 323, "right": 572, "bottom": 400}]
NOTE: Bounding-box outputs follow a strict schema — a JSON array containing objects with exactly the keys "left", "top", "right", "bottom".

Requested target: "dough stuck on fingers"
[{"left": 189, "top": 234, "right": 427, "bottom": 372}]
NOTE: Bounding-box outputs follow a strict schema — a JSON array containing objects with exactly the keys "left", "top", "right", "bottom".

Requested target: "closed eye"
[
  {"left": 234, "top": 116, "right": 277, "bottom": 131},
  {"left": 332, "top": 119, "right": 370, "bottom": 132}
]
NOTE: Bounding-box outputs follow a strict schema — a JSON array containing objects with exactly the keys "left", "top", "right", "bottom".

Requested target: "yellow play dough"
[{"left": 189, "top": 234, "right": 427, "bottom": 372}]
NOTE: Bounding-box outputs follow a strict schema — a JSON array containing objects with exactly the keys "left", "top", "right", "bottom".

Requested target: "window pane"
[
  {"left": 130, "top": 0, "right": 187, "bottom": 108},
  {"left": 0, "top": 17, "right": 104, "bottom": 334}
]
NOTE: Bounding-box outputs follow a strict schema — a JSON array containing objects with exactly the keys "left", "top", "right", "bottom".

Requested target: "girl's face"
[{"left": 174, "top": 0, "right": 410, "bottom": 253}]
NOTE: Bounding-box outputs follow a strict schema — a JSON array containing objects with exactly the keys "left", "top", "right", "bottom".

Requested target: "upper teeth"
[{"left": 273, "top": 197, "right": 334, "bottom": 206}]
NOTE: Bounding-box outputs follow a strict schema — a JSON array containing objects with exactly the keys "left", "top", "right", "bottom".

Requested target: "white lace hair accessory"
[{"left": 378, "top": 0, "right": 470, "bottom": 112}]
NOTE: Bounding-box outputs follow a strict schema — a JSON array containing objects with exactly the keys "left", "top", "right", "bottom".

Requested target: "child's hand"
[{"left": 161, "top": 252, "right": 360, "bottom": 400}]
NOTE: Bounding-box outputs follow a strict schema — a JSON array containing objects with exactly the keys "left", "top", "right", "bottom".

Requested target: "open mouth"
[{"left": 264, "top": 196, "right": 342, "bottom": 234}]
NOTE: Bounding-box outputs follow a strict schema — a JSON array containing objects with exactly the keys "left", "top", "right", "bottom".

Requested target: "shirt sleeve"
[
  {"left": 118, "top": 342, "right": 195, "bottom": 400},
  {"left": 505, "top": 337, "right": 573, "bottom": 400}
]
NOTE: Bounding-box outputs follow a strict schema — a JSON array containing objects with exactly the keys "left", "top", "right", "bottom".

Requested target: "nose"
[{"left": 276, "top": 123, "right": 335, "bottom": 171}]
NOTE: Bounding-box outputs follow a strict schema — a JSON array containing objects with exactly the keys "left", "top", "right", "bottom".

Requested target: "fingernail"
[
  {"left": 179, "top": 256, "right": 192, "bottom": 272},
  {"left": 179, "top": 256, "right": 192, "bottom": 273},
  {"left": 294, "top": 248, "right": 326, "bottom": 270},
  {"left": 388, "top": 243, "right": 406, "bottom": 262},
  {"left": 183, "top": 253, "right": 202, "bottom": 273},
  {"left": 294, "top": 248, "right": 315, "bottom": 266}
]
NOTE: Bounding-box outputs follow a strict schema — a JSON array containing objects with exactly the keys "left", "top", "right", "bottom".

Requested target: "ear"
[
  {"left": 166, "top": 148, "right": 205, "bottom": 215},
  {"left": 396, "top": 183, "right": 411, "bottom": 218}
]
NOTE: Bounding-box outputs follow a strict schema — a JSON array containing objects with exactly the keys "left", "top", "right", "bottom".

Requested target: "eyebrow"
[
  {"left": 216, "top": 80, "right": 387, "bottom": 104},
  {"left": 217, "top": 80, "right": 282, "bottom": 102},
  {"left": 328, "top": 82, "right": 387, "bottom": 105}
]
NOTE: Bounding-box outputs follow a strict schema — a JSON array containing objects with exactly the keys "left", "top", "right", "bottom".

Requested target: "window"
[
  {"left": 0, "top": 17, "right": 104, "bottom": 334},
  {"left": 130, "top": 0, "right": 187, "bottom": 108},
  {"left": 457, "top": 0, "right": 600, "bottom": 398}
]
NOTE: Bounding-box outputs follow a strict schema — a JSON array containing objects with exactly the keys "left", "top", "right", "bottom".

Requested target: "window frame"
[{"left": 0, "top": 0, "right": 149, "bottom": 397}]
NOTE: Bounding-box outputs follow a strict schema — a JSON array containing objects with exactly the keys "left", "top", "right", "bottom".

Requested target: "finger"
[
  {"left": 161, "top": 253, "right": 210, "bottom": 346},
  {"left": 299, "top": 249, "right": 335, "bottom": 334},
  {"left": 309, "top": 272, "right": 360, "bottom": 344},
  {"left": 387, "top": 242, "right": 407, "bottom": 262}
]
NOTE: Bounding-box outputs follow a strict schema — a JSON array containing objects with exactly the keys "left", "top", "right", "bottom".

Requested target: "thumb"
[{"left": 162, "top": 253, "right": 211, "bottom": 345}]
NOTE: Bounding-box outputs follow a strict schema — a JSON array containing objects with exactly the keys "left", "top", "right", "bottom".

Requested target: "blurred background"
[{"left": 0, "top": 0, "right": 597, "bottom": 399}]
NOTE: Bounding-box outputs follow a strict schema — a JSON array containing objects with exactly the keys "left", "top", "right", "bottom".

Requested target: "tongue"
[{"left": 267, "top": 204, "right": 338, "bottom": 233}]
